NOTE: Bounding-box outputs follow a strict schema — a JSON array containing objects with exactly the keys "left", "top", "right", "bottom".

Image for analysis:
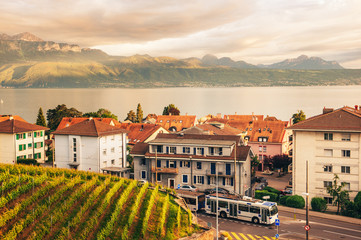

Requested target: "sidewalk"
[{"left": 278, "top": 205, "right": 361, "bottom": 226}]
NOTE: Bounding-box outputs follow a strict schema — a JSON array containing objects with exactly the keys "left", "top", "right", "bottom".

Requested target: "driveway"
[{"left": 255, "top": 171, "right": 291, "bottom": 191}]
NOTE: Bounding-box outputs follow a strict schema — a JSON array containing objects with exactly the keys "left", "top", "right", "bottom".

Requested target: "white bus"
[
  {"left": 176, "top": 190, "right": 205, "bottom": 211},
  {"left": 205, "top": 194, "right": 278, "bottom": 225}
]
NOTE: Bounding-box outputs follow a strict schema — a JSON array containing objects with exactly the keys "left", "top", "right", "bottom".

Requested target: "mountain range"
[{"left": 0, "top": 32, "right": 359, "bottom": 88}]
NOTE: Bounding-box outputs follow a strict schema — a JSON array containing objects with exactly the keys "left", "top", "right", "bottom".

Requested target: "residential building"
[
  {"left": 56, "top": 117, "right": 120, "bottom": 131},
  {"left": 53, "top": 118, "right": 129, "bottom": 177},
  {"left": 180, "top": 122, "right": 243, "bottom": 136},
  {"left": 117, "top": 123, "right": 168, "bottom": 147},
  {"left": 131, "top": 133, "right": 252, "bottom": 195},
  {"left": 0, "top": 116, "right": 48, "bottom": 164},
  {"left": 156, "top": 115, "right": 198, "bottom": 132},
  {"left": 288, "top": 106, "right": 361, "bottom": 201}
]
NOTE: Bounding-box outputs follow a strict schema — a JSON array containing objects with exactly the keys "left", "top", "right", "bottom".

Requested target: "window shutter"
[
  {"left": 194, "top": 176, "right": 196, "bottom": 184},
  {"left": 23, "top": 133, "right": 26, "bottom": 139},
  {"left": 166, "top": 147, "right": 169, "bottom": 153},
  {"left": 41, "top": 142, "right": 43, "bottom": 147},
  {"left": 193, "top": 148, "right": 196, "bottom": 155},
  {"left": 202, "top": 148, "right": 204, "bottom": 155},
  {"left": 34, "top": 132, "right": 37, "bottom": 137},
  {"left": 207, "top": 176, "right": 210, "bottom": 185},
  {"left": 180, "top": 161, "right": 183, "bottom": 167},
  {"left": 24, "top": 144, "right": 26, "bottom": 150},
  {"left": 34, "top": 143, "right": 37, "bottom": 148},
  {"left": 41, "top": 131, "right": 43, "bottom": 137},
  {"left": 174, "top": 161, "right": 177, "bottom": 168},
  {"left": 222, "top": 177, "right": 225, "bottom": 186},
  {"left": 19, "top": 145, "right": 22, "bottom": 151},
  {"left": 157, "top": 160, "right": 161, "bottom": 168},
  {"left": 166, "top": 160, "right": 169, "bottom": 168},
  {"left": 201, "top": 176, "right": 204, "bottom": 184},
  {"left": 16, "top": 134, "right": 19, "bottom": 140},
  {"left": 183, "top": 147, "right": 185, "bottom": 153},
  {"left": 231, "top": 178, "right": 234, "bottom": 186}
]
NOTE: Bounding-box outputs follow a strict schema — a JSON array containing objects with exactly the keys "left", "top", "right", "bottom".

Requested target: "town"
[{"left": 1, "top": 104, "right": 360, "bottom": 239}]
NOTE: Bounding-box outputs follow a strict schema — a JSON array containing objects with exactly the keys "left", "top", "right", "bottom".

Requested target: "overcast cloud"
[{"left": 1, "top": 0, "right": 361, "bottom": 68}]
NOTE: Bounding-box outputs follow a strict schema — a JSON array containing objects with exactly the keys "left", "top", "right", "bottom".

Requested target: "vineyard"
[{"left": 0, "top": 164, "right": 198, "bottom": 240}]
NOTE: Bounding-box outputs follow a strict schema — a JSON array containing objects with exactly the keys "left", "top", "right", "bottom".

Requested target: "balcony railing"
[
  {"left": 151, "top": 166, "right": 178, "bottom": 174},
  {"left": 206, "top": 170, "right": 234, "bottom": 177}
]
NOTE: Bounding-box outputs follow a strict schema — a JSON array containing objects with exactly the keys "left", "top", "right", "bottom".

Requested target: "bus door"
[
  {"left": 229, "top": 203, "right": 237, "bottom": 217},
  {"left": 210, "top": 200, "right": 217, "bottom": 213},
  {"left": 261, "top": 208, "right": 268, "bottom": 223}
]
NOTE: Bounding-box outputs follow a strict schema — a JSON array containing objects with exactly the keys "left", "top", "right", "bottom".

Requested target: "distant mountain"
[
  {"left": 258, "top": 55, "right": 344, "bottom": 69},
  {"left": 0, "top": 32, "right": 44, "bottom": 42},
  {"left": 201, "top": 54, "right": 257, "bottom": 69}
]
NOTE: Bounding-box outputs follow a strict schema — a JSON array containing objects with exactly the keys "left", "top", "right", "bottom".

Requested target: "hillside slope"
[{"left": 0, "top": 164, "right": 197, "bottom": 240}]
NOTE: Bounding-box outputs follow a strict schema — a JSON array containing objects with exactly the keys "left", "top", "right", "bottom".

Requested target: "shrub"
[
  {"left": 263, "top": 186, "right": 282, "bottom": 195},
  {"left": 255, "top": 190, "right": 278, "bottom": 202},
  {"left": 286, "top": 195, "right": 305, "bottom": 209},
  {"left": 17, "top": 159, "right": 39, "bottom": 166},
  {"left": 311, "top": 197, "right": 327, "bottom": 212},
  {"left": 279, "top": 196, "right": 289, "bottom": 206}
]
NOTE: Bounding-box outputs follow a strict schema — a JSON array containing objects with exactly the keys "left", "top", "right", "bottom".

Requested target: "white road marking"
[
  {"left": 324, "top": 230, "right": 361, "bottom": 239},
  {"left": 313, "top": 222, "right": 361, "bottom": 233}
]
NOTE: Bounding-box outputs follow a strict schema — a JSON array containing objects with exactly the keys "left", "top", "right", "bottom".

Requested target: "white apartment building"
[
  {"left": 0, "top": 116, "right": 48, "bottom": 164},
  {"left": 288, "top": 106, "right": 361, "bottom": 202},
  {"left": 53, "top": 118, "right": 129, "bottom": 177}
]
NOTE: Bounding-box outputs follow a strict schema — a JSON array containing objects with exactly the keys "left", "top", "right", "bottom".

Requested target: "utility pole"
[
  {"left": 155, "top": 150, "right": 157, "bottom": 184},
  {"left": 306, "top": 160, "right": 309, "bottom": 240},
  {"left": 234, "top": 142, "right": 237, "bottom": 193},
  {"left": 216, "top": 163, "right": 219, "bottom": 240}
]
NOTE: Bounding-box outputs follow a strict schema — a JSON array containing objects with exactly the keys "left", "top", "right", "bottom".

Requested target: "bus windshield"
[{"left": 270, "top": 205, "right": 278, "bottom": 216}]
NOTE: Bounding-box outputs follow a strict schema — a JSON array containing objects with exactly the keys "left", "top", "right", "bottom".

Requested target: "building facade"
[
  {"left": 53, "top": 118, "right": 129, "bottom": 176},
  {"left": 288, "top": 106, "right": 361, "bottom": 202},
  {"left": 131, "top": 133, "right": 252, "bottom": 195},
  {"left": 0, "top": 117, "right": 48, "bottom": 164}
]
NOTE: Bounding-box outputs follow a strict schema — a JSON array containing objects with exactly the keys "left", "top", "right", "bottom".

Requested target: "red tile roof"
[
  {"left": 0, "top": 115, "right": 27, "bottom": 123},
  {"left": 287, "top": 106, "right": 361, "bottom": 131},
  {"left": 156, "top": 115, "right": 197, "bottom": 132},
  {"left": 224, "top": 115, "right": 264, "bottom": 121},
  {"left": 56, "top": 117, "right": 120, "bottom": 131},
  {"left": 182, "top": 123, "right": 242, "bottom": 136},
  {"left": 0, "top": 119, "right": 48, "bottom": 133},
  {"left": 53, "top": 119, "right": 128, "bottom": 137},
  {"left": 117, "top": 123, "right": 166, "bottom": 145}
]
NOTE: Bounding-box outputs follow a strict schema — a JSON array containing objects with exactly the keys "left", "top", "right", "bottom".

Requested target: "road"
[{"left": 197, "top": 209, "right": 361, "bottom": 240}]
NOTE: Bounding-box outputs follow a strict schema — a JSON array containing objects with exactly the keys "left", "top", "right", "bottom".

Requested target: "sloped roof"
[
  {"left": 0, "top": 115, "right": 27, "bottom": 123},
  {"left": 56, "top": 117, "right": 120, "bottom": 131},
  {"left": 287, "top": 106, "right": 361, "bottom": 131},
  {"left": 130, "top": 142, "right": 149, "bottom": 155},
  {"left": 224, "top": 115, "right": 264, "bottom": 121},
  {"left": 156, "top": 115, "right": 197, "bottom": 132},
  {"left": 118, "top": 123, "right": 167, "bottom": 145},
  {"left": 0, "top": 118, "right": 48, "bottom": 133},
  {"left": 53, "top": 119, "right": 128, "bottom": 137},
  {"left": 181, "top": 123, "right": 242, "bottom": 136}
]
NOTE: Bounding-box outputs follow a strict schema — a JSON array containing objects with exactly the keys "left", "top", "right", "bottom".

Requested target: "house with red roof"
[
  {"left": 288, "top": 106, "right": 361, "bottom": 202},
  {"left": 56, "top": 117, "right": 120, "bottom": 131},
  {"left": 180, "top": 122, "right": 243, "bottom": 137},
  {"left": 53, "top": 118, "right": 129, "bottom": 177},
  {"left": 117, "top": 123, "right": 168, "bottom": 147},
  {"left": 156, "top": 115, "right": 198, "bottom": 132},
  {"left": 0, "top": 116, "right": 48, "bottom": 164}
]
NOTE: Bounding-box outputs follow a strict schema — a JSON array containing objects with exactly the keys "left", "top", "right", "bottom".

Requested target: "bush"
[
  {"left": 279, "top": 196, "right": 289, "bottom": 206},
  {"left": 17, "top": 159, "right": 39, "bottom": 166},
  {"left": 311, "top": 197, "right": 327, "bottom": 212},
  {"left": 255, "top": 190, "right": 278, "bottom": 202},
  {"left": 263, "top": 186, "right": 282, "bottom": 195},
  {"left": 286, "top": 195, "right": 305, "bottom": 209}
]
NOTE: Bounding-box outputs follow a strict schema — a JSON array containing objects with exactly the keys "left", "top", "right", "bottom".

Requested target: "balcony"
[
  {"left": 206, "top": 170, "right": 234, "bottom": 177},
  {"left": 151, "top": 166, "right": 178, "bottom": 174}
]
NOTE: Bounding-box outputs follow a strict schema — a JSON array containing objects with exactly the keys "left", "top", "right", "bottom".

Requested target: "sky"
[{"left": 1, "top": 0, "right": 361, "bottom": 68}]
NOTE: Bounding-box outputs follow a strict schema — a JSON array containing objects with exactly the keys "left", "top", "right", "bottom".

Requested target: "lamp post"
[
  {"left": 302, "top": 160, "right": 310, "bottom": 240},
  {"left": 216, "top": 164, "right": 219, "bottom": 240}
]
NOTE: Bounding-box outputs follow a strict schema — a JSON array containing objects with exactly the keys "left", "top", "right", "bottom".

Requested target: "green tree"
[
  {"left": 127, "top": 146, "right": 134, "bottom": 172},
  {"left": 327, "top": 174, "right": 349, "bottom": 214},
  {"left": 83, "top": 108, "right": 118, "bottom": 120},
  {"left": 311, "top": 197, "right": 327, "bottom": 212},
  {"left": 270, "top": 154, "right": 292, "bottom": 173},
  {"left": 162, "top": 104, "right": 180, "bottom": 115},
  {"left": 124, "top": 110, "right": 137, "bottom": 123},
  {"left": 47, "top": 104, "right": 82, "bottom": 131},
  {"left": 36, "top": 107, "right": 47, "bottom": 127},
  {"left": 292, "top": 110, "right": 306, "bottom": 124},
  {"left": 136, "top": 103, "right": 143, "bottom": 123},
  {"left": 251, "top": 155, "right": 260, "bottom": 177}
]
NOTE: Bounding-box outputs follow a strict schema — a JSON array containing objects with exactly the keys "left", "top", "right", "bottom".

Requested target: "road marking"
[
  {"left": 247, "top": 234, "right": 256, "bottom": 240},
  {"left": 314, "top": 222, "right": 361, "bottom": 233},
  {"left": 263, "top": 237, "right": 272, "bottom": 240},
  {"left": 239, "top": 233, "right": 249, "bottom": 240},
  {"left": 255, "top": 235, "right": 262, "bottom": 238},
  {"left": 323, "top": 230, "right": 361, "bottom": 239},
  {"left": 231, "top": 232, "right": 242, "bottom": 240}
]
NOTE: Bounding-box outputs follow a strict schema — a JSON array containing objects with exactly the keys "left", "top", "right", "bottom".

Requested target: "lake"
[{"left": 0, "top": 86, "right": 360, "bottom": 123}]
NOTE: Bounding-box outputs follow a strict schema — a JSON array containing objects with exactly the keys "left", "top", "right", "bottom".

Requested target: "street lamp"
[
  {"left": 302, "top": 160, "right": 310, "bottom": 240},
  {"left": 215, "top": 161, "right": 221, "bottom": 240}
]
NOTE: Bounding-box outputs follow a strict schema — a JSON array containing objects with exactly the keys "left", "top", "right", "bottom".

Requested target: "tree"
[
  {"left": 327, "top": 174, "right": 349, "bottom": 214},
  {"left": 136, "top": 103, "right": 143, "bottom": 123},
  {"left": 126, "top": 146, "right": 134, "bottom": 172},
  {"left": 47, "top": 104, "right": 82, "bottom": 131},
  {"left": 270, "top": 154, "right": 292, "bottom": 173},
  {"left": 36, "top": 107, "right": 47, "bottom": 127},
  {"left": 292, "top": 110, "right": 306, "bottom": 124},
  {"left": 162, "top": 104, "right": 180, "bottom": 115},
  {"left": 83, "top": 108, "right": 118, "bottom": 120},
  {"left": 124, "top": 110, "right": 136, "bottom": 123},
  {"left": 251, "top": 155, "right": 260, "bottom": 177}
]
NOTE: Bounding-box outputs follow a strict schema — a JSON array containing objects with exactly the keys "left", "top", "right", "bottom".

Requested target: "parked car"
[
  {"left": 255, "top": 183, "right": 267, "bottom": 190},
  {"left": 178, "top": 185, "right": 197, "bottom": 192},
  {"left": 204, "top": 187, "right": 230, "bottom": 195},
  {"left": 283, "top": 187, "right": 293, "bottom": 195}
]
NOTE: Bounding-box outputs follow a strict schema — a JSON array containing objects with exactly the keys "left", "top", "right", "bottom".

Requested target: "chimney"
[
  {"left": 216, "top": 113, "right": 222, "bottom": 118},
  {"left": 9, "top": 116, "right": 13, "bottom": 120},
  {"left": 89, "top": 117, "right": 93, "bottom": 121},
  {"left": 323, "top": 107, "right": 334, "bottom": 114},
  {"left": 355, "top": 105, "right": 359, "bottom": 110}
]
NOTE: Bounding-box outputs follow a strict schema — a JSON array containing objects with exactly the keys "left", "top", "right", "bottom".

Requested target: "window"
[
  {"left": 209, "top": 147, "right": 214, "bottom": 155},
  {"left": 259, "top": 155, "right": 263, "bottom": 161},
  {"left": 157, "top": 174, "right": 161, "bottom": 182},
  {"left": 219, "top": 201, "right": 228, "bottom": 208},
  {"left": 196, "top": 162, "right": 202, "bottom": 170},
  {"left": 209, "top": 176, "right": 216, "bottom": 185},
  {"left": 216, "top": 147, "right": 223, "bottom": 156},
  {"left": 103, "top": 149, "right": 107, "bottom": 155},
  {"left": 19, "top": 144, "right": 26, "bottom": 151},
  {"left": 111, "top": 147, "right": 115, "bottom": 153},
  {"left": 157, "top": 160, "right": 161, "bottom": 168},
  {"left": 73, "top": 153, "right": 77, "bottom": 162},
  {"left": 141, "top": 158, "right": 146, "bottom": 165},
  {"left": 250, "top": 206, "right": 260, "bottom": 214},
  {"left": 194, "top": 175, "right": 204, "bottom": 184},
  {"left": 159, "top": 120, "right": 163, "bottom": 123},
  {"left": 263, "top": 146, "right": 267, "bottom": 152},
  {"left": 324, "top": 149, "right": 333, "bottom": 157},
  {"left": 28, "top": 143, "right": 32, "bottom": 149},
  {"left": 28, "top": 154, "right": 32, "bottom": 158},
  {"left": 183, "top": 147, "right": 190, "bottom": 154},
  {"left": 341, "top": 166, "right": 350, "bottom": 174},
  {"left": 170, "top": 146, "right": 176, "bottom": 154},
  {"left": 34, "top": 153, "right": 41, "bottom": 159},
  {"left": 226, "top": 164, "right": 231, "bottom": 175},
  {"left": 225, "top": 177, "right": 233, "bottom": 186},
  {"left": 156, "top": 145, "right": 163, "bottom": 153},
  {"left": 182, "top": 175, "right": 189, "bottom": 183},
  {"left": 259, "top": 146, "right": 263, "bottom": 152},
  {"left": 181, "top": 161, "right": 190, "bottom": 168},
  {"left": 111, "top": 159, "right": 115, "bottom": 165},
  {"left": 196, "top": 147, "right": 204, "bottom": 155},
  {"left": 141, "top": 170, "right": 147, "bottom": 179},
  {"left": 169, "top": 160, "right": 176, "bottom": 168},
  {"left": 323, "top": 165, "right": 332, "bottom": 172},
  {"left": 324, "top": 133, "right": 333, "bottom": 141},
  {"left": 324, "top": 181, "right": 332, "bottom": 188},
  {"left": 342, "top": 134, "right": 351, "bottom": 141},
  {"left": 28, "top": 133, "right": 32, "bottom": 137},
  {"left": 238, "top": 204, "right": 249, "bottom": 212},
  {"left": 324, "top": 197, "right": 333, "bottom": 204},
  {"left": 342, "top": 150, "right": 350, "bottom": 158},
  {"left": 258, "top": 137, "right": 268, "bottom": 142},
  {"left": 16, "top": 133, "right": 25, "bottom": 140},
  {"left": 342, "top": 182, "right": 350, "bottom": 191}
]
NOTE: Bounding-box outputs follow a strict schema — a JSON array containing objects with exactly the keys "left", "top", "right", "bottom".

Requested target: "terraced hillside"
[{"left": 0, "top": 164, "right": 197, "bottom": 240}]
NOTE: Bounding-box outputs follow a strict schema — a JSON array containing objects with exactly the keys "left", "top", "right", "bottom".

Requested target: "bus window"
[
  {"left": 238, "top": 204, "right": 249, "bottom": 212},
  {"left": 219, "top": 201, "right": 228, "bottom": 208},
  {"left": 207, "top": 199, "right": 210, "bottom": 205},
  {"left": 270, "top": 205, "right": 278, "bottom": 215},
  {"left": 184, "top": 197, "right": 196, "bottom": 205},
  {"left": 199, "top": 195, "right": 205, "bottom": 203},
  {"left": 250, "top": 206, "right": 260, "bottom": 214}
]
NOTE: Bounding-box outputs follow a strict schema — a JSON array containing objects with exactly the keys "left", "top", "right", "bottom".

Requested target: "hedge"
[
  {"left": 279, "top": 196, "right": 289, "bottom": 206},
  {"left": 255, "top": 190, "right": 278, "bottom": 202},
  {"left": 286, "top": 195, "right": 305, "bottom": 209},
  {"left": 263, "top": 186, "right": 282, "bottom": 195},
  {"left": 311, "top": 197, "right": 327, "bottom": 212},
  {"left": 17, "top": 159, "right": 39, "bottom": 166}
]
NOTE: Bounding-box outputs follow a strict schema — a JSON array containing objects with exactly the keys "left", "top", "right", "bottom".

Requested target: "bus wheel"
[
  {"left": 252, "top": 217, "right": 260, "bottom": 224},
  {"left": 220, "top": 211, "right": 227, "bottom": 218}
]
